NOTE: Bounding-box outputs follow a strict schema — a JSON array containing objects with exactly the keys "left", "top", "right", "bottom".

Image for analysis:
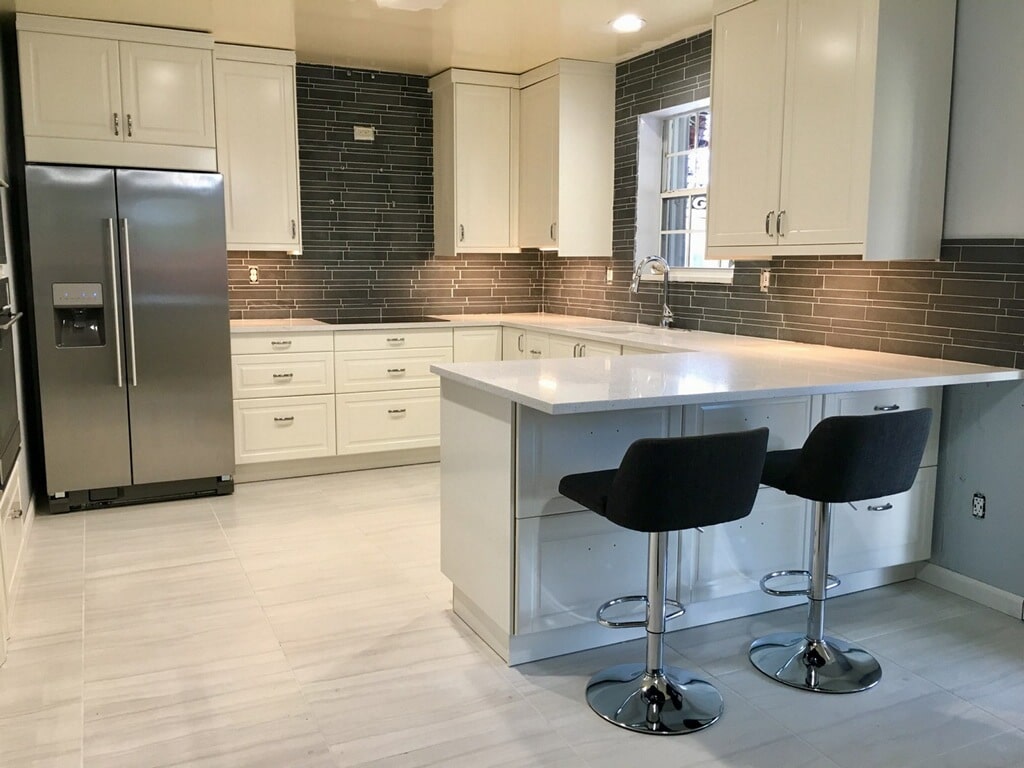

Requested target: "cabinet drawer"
[
  {"left": 829, "top": 466, "right": 937, "bottom": 575},
  {"left": 335, "top": 348, "right": 452, "bottom": 393},
  {"left": 336, "top": 389, "right": 440, "bottom": 454},
  {"left": 231, "top": 332, "right": 333, "bottom": 355},
  {"left": 686, "top": 395, "right": 818, "bottom": 451},
  {"left": 233, "top": 395, "right": 335, "bottom": 464},
  {"left": 334, "top": 327, "right": 453, "bottom": 352},
  {"left": 823, "top": 387, "right": 941, "bottom": 466},
  {"left": 232, "top": 352, "right": 333, "bottom": 398}
]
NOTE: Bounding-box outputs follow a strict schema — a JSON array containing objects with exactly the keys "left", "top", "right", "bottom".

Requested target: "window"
[{"left": 635, "top": 99, "right": 731, "bottom": 282}]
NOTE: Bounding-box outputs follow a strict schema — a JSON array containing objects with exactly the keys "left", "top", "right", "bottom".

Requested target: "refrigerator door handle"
[
  {"left": 120, "top": 218, "right": 138, "bottom": 387},
  {"left": 106, "top": 218, "right": 124, "bottom": 388}
]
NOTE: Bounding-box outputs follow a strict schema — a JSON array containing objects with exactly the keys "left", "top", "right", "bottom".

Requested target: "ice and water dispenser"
[{"left": 53, "top": 283, "right": 105, "bottom": 347}]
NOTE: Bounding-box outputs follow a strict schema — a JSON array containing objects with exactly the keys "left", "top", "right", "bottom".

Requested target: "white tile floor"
[{"left": 1, "top": 463, "right": 1023, "bottom": 767}]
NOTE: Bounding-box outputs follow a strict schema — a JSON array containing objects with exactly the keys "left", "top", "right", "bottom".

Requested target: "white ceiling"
[{"left": 7, "top": 0, "right": 713, "bottom": 75}]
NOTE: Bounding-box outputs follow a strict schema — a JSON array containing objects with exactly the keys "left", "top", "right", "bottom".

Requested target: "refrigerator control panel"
[{"left": 53, "top": 283, "right": 103, "bottom": 307}]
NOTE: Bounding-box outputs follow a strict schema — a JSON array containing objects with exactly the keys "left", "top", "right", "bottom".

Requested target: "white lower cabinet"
[
  {"left": 1, "top": 469, "right": 25, "bottom": 599},
  {"left": 501, "top": 327, "right": 527, "bottom": 360},
  {"left": 334, "top": 348, "right": 451, "bottom": 393},
  {"left": 829, "top": 466, "right": 936, "bottom": 575},
  {"left": 686, "top": 395, "right": 820, "bottom": 451},
  {"left": 233, "top": 395, "right": 336, "bottom": 463},
  {"left": 453, "top": 327, "right": 502, "bottom": 363},
  {"left": 336, "top": 388, "right": 440, "bottom": 454},
  {"left": 231, "top": 352, "right": 333, "bottom": 399},
  {"left": 688, "top": 487, "right": 810, "bottom": 602},
  {"left": 822, "top": 386, "right": 941, "bottom": 465},
  {"left": 516, "top": 511, "right": 678, "bottom": 633},
  {"left": 547, "top": 333, "right": 578, "bottom": 359},
  {"left": 579, "top": 339, "right": 621, "bottom": 358}
]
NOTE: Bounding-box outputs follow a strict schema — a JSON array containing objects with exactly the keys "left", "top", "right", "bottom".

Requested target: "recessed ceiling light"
[{"left": 610, "top": 14, "right": 646, "bottom": 33}]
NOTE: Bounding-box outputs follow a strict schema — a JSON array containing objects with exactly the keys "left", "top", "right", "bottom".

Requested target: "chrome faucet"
[{"left": 630, "top": 255, "right": 674, "bottom": 328}]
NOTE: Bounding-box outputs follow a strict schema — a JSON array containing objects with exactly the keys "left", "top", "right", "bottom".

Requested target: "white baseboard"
[{"left": 917, "top": 564, "right": 1024, "bottom": 621}]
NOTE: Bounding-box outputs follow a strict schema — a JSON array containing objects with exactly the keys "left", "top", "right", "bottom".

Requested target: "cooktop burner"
[{"left": 327, "top": 316, "right": 450, "bottom": 325}]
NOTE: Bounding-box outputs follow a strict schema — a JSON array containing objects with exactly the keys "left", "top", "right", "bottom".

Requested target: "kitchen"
[{"left": 2, "top": 0, "right": 1024, "bottom": 765}]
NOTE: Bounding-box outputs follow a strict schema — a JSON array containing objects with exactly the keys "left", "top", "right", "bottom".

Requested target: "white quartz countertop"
[{"left": 430, "top": 318, "right": 1023, "bottom": 414}]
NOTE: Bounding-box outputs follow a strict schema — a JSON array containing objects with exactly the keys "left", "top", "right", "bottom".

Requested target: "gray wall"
[{"left": 931, "top": 0, "right": 1024, "bottom": 596}]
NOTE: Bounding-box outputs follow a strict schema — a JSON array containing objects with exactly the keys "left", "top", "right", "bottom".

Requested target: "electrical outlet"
[
  {"left": 606, "top": 267, "right": 614, "bottom": 284},
  {"left": 247, "top": 266, "right": 259, "bottom": 284},
  {"left": 759, "top": 269, "right": 771, "bottom": 293},
  {"left": 353, "top": 125, "right": 375, "bottom": 141},
  {"left": 972, "top": 492, "right": 986, "bottom": 519}
]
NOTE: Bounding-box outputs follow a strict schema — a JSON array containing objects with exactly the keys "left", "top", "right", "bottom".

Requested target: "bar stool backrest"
[
  {"left": 604, "top": 427, "right": 769, "bottom": 533},
  {"left": 784, "top": 409, "right": 932, "bottom": 503}
]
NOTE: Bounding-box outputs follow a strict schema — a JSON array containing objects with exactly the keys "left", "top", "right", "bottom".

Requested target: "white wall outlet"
[
  {"left": 759, "top": 268, "right": 771, "bottom": 293},
  {"left": 247, "top": 266, "right": 259, "bottom": 284},
  {"left": 606, "top": 267, "right": 614, "bottom": 284},
  {"left": 972, "top": 492, "right": 986, "bottom": 519},
  {"left": 353, "top": 126, "right": 376, "bottom": 141}
]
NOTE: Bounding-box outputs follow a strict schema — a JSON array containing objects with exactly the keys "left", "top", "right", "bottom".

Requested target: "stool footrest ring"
[
  {"left": 596, "top": 595, "right": 686, "bottom": 629},
  {"left": 759, "top": 569, "right": 840, "bottom": 598}
]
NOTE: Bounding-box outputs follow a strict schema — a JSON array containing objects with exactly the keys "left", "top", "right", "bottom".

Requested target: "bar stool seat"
[
  {"left": 558, "top": 427, "right": 769, "bottom": 735},
  {"left": 749, "top": 408, "right": 933, "bottom": 694}
]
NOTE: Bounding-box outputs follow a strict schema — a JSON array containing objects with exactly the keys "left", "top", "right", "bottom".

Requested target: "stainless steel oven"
[{"left": 0, "top": 277, "right": 22, "bottom": 489}]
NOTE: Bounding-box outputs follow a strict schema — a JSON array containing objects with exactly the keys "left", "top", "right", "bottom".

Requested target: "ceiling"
[{"left": 5, "top": 0, "right": 713, "bottom": 75}]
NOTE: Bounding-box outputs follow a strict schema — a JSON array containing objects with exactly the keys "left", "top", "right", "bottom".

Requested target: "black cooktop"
[{"left": 327, "top": 316, "right": 450, "bottom": 325}]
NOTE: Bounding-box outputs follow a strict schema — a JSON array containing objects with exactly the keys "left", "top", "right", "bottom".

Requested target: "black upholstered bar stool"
[
  {"left": 558, "top": 428, "right": 769, "bottom": 735},
  {"left": 749, "top": 408, "right": 933, "bottom": 694}
]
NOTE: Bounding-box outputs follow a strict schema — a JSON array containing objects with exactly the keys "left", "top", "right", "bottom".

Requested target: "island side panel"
[{"left": 439, "top": 379, "right": 516, "bottom": 660}]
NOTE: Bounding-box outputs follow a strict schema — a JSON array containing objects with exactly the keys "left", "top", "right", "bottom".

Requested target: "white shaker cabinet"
[
  {"left": 214, "top": 45, "right": 302, "bottom": 252},
  {"left": 518, "top": 60, "right": 615, "bottom": 258},
  {"left": 707, "top": 0, "right": 955, "bottom": 261},
  {"left": 429, "top": 70, "right": 520, "bottom": 255},
  {"left": 16, "top": 14, "right": 217, "bottom": 171},
  {"left": 453, "top": 327, "right": 502, "bottom": 363}
]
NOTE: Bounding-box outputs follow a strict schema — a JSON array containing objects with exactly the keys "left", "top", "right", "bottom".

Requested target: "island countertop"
[{"left": 431, "top": 330, "right": 1023, "bottom": 415}]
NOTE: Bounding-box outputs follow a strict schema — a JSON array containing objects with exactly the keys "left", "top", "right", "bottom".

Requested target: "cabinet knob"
[
  {"left": 387, "top": 408, "right": 407, "bottom": 415},
  {"left": 386, "top": 368, "right": 406, "bottom": 374},
  {"left": 8, "top": 507, "right": 23, "bottom": 520},
  {"left": 291, "top": 219, "right": 297, "bottom": 238},
  {"left": 867, "top": 503, "right": 893, "bottom": 512},
  {"left": 385, "top": 337, "right": 405, "bottom": 344},
  {"left": 873, "top": 404, "right": 900, "bottom": 412},
  {"left": 272, "top": 373, "right": 294, "bottom": 380},
  {"left": 517, "top": 334, "right": 524, "bottom": 353},
  {"left": 776, "top": 209, "right": 785, "bottom": 237},
  {"left": 270, "top": 340, "right": 292, "bottom": 348},
  {"left": 273, "top": 416, "right": 295, "bottom": 423},
  {"left": 113, "top": 112, "right": 120, "bottom": 136},
  {"left": 126, "top": 113, "right": 133, "bottom": 138},
  {"left": 765, "top": 210, "right": 774, "bottom": 237},
  {"left": 459, "top": 224, "right": 465, "bottom": 243}
]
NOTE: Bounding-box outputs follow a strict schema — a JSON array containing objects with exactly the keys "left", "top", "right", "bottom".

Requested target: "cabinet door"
[
  {"left": 336, "top": 388, "right": 440, "bottom": 454},
  {"left": 547, "top": 333, "right": 578, "bottom": 359},
  {"left": 524, "top": 332, "right": 549, "bottom": 359},
  {"left": 234, "top": 395, "right": 336, "bottom": 464},
  {"left": 580, "top": 339, "right": 621, "bottom": 358},
  {"left": 822, "top": 387, "right": 941, "bottom": 467},
  {"left": 453, "top": 327, "right": 502, "bottom": 362},
  {"left": 777, "top": 0, "right": 875, "bottom": 246},
  {"left": 215, "top": 58, "right": 301, "bottom": 250},
  {"left": 829, "top": 466, "right": 936, "bottom": 575},
  {"left": 707, "top": 0, "right": 788, "bottom": 248},
  {"left": 502, "top": 327, "right": 527, "bottom": 360},
  {"left": 119, "top": 42, "right": 216, "bottom": 147},
  {"left": 519, "top": 77, "right": 558, "bottom": 248},
  {"left": 18, "top": 31, "right": 122, "bottom": 141},
  {"left": 455, "top": 84, "right": 513, "bottom": 248}
]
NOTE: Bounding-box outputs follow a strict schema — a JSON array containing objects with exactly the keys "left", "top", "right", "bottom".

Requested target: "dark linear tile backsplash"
[{"left": 226, "top": 35, "right": 1024, "bottom": 370}]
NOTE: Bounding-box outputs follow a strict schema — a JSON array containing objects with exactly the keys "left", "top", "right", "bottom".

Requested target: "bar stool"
[
  {"left": 749, "top": 408, "right": 933, "bottom": 694},
  {"left": 558, "top": 427, "right": 769, "bottom": 735}
]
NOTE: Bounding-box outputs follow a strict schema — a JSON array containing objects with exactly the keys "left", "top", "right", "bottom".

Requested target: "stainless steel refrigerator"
[{"left": 24, "top": 165, "right": 233, "bottom": 512}]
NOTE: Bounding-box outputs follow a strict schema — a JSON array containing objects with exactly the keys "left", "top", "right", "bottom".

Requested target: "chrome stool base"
[
  {"left": 748, "top": 632, "right": 882, "bottom": 694},
  {"left": 585, "top": 663, "right": 723, "bottom": 735}
]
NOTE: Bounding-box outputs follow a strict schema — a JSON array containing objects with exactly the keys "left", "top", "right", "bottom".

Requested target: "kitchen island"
[{"left": 431, "top": 333, "right": 1022, "bottom": 665}]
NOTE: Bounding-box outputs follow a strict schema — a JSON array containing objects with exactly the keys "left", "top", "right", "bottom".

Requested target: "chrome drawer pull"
[
  {"left": 270, "top": 340, "right": 292, "bottom": 348},
  {"left": 386, "top": 368, "right": 406, "bottom": 374},
  {"left": 272, "top": 373, "right": 294, "bottom": 379},
  {"left": 874, "top": 404, "right": 900, "bottom": 412},
  {"left": 386, "top": 337, "right": 405, "bottom": 343},
  {"left": 867, "top": 503, "right": 893, "bottom": 512},
  {"left": 387, "top": 408, "right": 407, "bottom": 415},
  {"left": 273, "top": 416, "right": 295, "bottom": 423}
]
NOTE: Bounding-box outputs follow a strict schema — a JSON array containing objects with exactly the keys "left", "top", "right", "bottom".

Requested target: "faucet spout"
[{"left": 630, "top": 255, "right": 674, "bottom": 328}]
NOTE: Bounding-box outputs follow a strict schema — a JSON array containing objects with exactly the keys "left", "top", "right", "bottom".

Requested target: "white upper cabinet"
[
  {"left": 519, "top": 60, "right": 615, "bottom": 258},
  {"left": 707, "top": 0, "right": 955, "bottom": 261},
  {"left": 119, "top": 42, "right": 215, "bottom": 148},
  {"left": 18, "top": 31, "right": 122, "bottom": 141},
  {"left": 430, "top": 70, "right": 519, "bottom": 255},
  {"left": 16, "top": 14, "right": 216, "bottom": 171},
  {"left": 214, "top": 45, "right": 301, "bottom": 252}
]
